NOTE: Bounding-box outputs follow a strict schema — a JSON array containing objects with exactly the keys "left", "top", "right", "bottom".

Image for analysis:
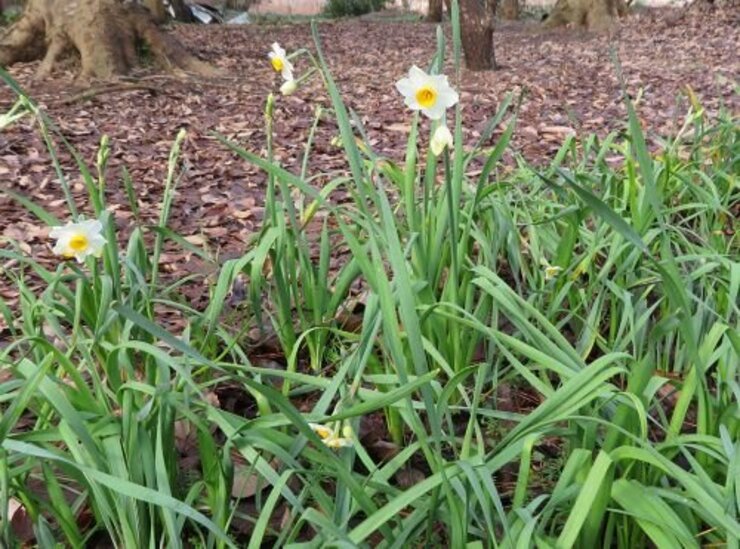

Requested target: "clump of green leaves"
[{"left": 323, "top": 0, "right": 387, "bottom": 18}]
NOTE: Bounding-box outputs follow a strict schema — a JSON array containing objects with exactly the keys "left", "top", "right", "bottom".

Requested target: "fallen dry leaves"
[{"left": 0, "top": 7, "right": 737, "bottom": 326}]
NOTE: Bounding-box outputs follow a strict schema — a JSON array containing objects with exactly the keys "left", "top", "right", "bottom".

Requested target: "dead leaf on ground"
[{"left": 8, "top": 497, "right": 34, "bottom": 543}]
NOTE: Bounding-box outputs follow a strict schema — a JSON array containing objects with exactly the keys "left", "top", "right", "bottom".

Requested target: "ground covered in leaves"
[{"left": 0, "top": 6, "right": 738, "bottom": 321}]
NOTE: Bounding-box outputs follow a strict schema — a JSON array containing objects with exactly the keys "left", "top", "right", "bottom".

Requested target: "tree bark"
[
  {"left": 0, "top": 0, "right": 216, "bottom": 80},
  {"left": 143, "top": 0, "right": 168, "bottom": 23},
  {"left": 170, "top": 0, "right": 195, "bottom": 22},
  {"left": 427, "top": 0, "right": 444, "bottom": 22},
  {"left": 499, "top": 0, "right": 519, "bottom": 19},
  {"left": 459, "top": 0, "right": 496, "bottom": 71},
  {"left": 543, "top": 0, "right": 625, "bottom": 31}
]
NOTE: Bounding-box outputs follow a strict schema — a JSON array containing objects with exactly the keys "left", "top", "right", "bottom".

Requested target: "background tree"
[
  {"left": 499, "top": 0, "right": 519, "bottom": 19},
  {"left": 427, "top": 0, "right": 444, "bottom": 22},
  {"left": 459, "top": 0, "right": 495, "bottom": 70},
  {"left": 0, "top": 0, "right": 216, "bottom": 79},
  {"left": 544, "top": 0, "right": 628, "bottom": 31},
  {"left": 143, "top": 0, "right": 167, "bottom": 22}
]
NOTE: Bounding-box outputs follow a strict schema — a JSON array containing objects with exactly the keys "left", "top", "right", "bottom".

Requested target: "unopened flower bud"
[
  {"left": 280, "top": 79, "right": 298, "bottom": 96},
  {"left": 430, "top": 124, "right": 453, "bottom": 156}
]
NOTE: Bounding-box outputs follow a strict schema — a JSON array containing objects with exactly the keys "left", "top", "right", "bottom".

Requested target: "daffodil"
[
  {"left": 309, "top": 423, "right": 333, "bottom": 440},
  {"left": 395, "top": 66, "right": 459, "bottom": 120},
  {"left": 430, "top": 124, "right": 453, "bottom": 156},
  {"left": 544, "top": 265, "right": 562, "bottom": 281},
  {"left": 309, "top": 423, "right": 353, "bottom": 450},
  {"left": 49, "top": 218, "right": 106, "bottom": 263},
  {"left": 268, "top": 42, "right": 293, "bottom": 81},
  {"left": 280, "top": 78, "right": 298, "bottom": 96},
  {"left": 323, "top": 436, "right": 353, "bottom": 449}
]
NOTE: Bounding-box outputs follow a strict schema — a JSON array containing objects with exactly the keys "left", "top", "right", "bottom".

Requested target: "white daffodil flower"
[
  {"left": 430, "top": 124, "right": 454, "bottom": 156},
  {"left": 280, "top": 79, "right": 298, "bottom": 96},
  {"left": 395, "top": 65, "right": 459, "bottom": 120},
  {"left": 544, "top": 265, "right": 562, "bottom": 281},
  {"left": 323, "top": 436, "right": 353, "bottom": 449},
  {"left": 309, "top": 423, "right": 353, "bottom": 450},
  {"left": 268, "top": 42, "right": 294, "bottom": 81},
  {"left": 49, "top": 218, "right": 106, "bottom": 263}
]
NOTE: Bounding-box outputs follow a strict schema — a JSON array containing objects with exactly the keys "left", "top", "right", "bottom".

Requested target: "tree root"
[
  {"left": 0, "top": 0, "right": 219, "bottom": 81},
  {"left": 59, "top": 83, "right": 162, "bottom": 105}
]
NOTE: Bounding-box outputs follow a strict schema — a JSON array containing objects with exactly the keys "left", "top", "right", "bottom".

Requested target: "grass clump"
[{"left": 0, "top": 1, "right": 738, "bottom": 546}]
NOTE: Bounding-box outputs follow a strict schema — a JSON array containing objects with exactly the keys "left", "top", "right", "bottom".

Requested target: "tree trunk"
[
  {"left": 0, "top": 0, "right": 216, "bottom": 80},
  {"left": 170, "top": 0, "right": 195, "bottom": 22},
  {"left": 427, "top": 0, "right": 444, "bottom": 22},
  {"left": 499, "top": 0, "right": 519, "bottom": 19},
  {"left": 459, "top": 0, "right": 496, "bottom": 71},
  {"left": 143, "top": 0, "right": 168, "bottom": 23},
  {"left": 543, "top": 0, "right": 625, "bottom": 31}
]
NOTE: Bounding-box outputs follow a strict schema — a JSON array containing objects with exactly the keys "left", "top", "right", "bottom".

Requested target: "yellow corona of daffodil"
[
  {"left": 395, "top": 66, "right": 459, "bottom": 120},
  {"left": 268, "top": 42, "right": 294, "bottom": 81},
  {"left": 49, "top": 218, "right": 106, "bottom": 263},
  {"left": 309, "top": 423, "right": 333, "bottom": 440}
]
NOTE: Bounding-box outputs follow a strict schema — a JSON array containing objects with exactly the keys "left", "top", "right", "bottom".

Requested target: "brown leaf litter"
[{"left": 0, "top": 8, "right": 737, "bottom": 330}]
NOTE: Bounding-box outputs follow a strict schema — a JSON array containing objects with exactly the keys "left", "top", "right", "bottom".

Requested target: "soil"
[{"left": 0, "top": 7, "right": 738, "bottom": 328}]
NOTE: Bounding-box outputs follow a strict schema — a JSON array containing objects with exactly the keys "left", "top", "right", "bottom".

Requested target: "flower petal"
[
  {"left": 404, "top": 96, "right": 420, "bottom": 111},
  {"left": 90, "top": 234, "right": 107, "bottom": 251},
  {"left": 422, "top": 102, "right": 447, "bottom": 120},
  {"left": 281, "top": 59, "right": 294, "bottom": 81},
  {"left": 408, "top": 65, "right": 427, "bottom": 81},
  {"left": 48, "top": 226, "right": 65, "bottom": 239},
  {"left": 324, "top": 437, "right": 352, "bottom": 449},
  {"left": 52, "top": 240, "right": 67, "bottom": 256},
  {"left": 81, "top": 219, "right": 103, "bottom": 233},
  {"left": 395, "top": 77, "right": 415, "bottom": 98},
  {"left": 439, "top": 87, "right": 459, "bottom": 108}
]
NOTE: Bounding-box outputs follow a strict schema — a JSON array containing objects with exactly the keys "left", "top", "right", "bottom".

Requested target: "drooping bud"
[
  {"left": 280, "top": 79, "right": 298, "bottom": 96},
  {"left": 430, "top": 124, "right": 453, "bottom": 156}
]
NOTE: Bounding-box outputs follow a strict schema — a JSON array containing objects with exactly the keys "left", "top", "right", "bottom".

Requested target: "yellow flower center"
[
  {"left": 310, "top": 424, "right": 333, "bottom": 440},
  {"left": 415, "top": 85, "right": 437, "bottom": 108},
  {"left": 69, "top": 233, "right": 89, "bottom": 252},
  {"left": 271, "top": 57, "right": 284, "bottom": 72}
]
